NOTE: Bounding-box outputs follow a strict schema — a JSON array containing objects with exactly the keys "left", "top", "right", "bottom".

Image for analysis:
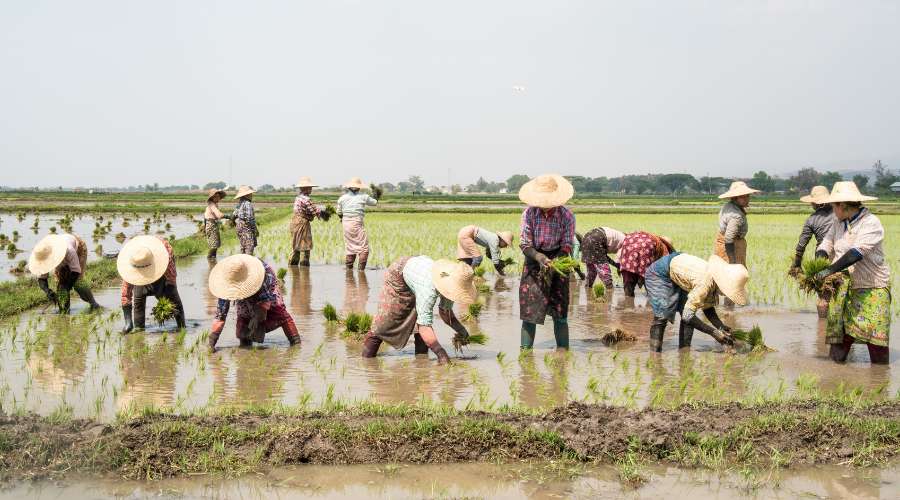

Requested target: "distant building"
[{"left": 890, "top": 181, "right": 900, "bottom": 194}]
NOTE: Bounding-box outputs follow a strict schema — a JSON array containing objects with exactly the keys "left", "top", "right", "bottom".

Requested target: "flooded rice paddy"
[
  {"left": 1, "top": 246, "right": 897, "bottom": 423},
  {"left": 0, "top": 212, "right": 198, "bottom": 282},
  {"left": 3, "top": 462, "right": 899, "bottom": 499}
]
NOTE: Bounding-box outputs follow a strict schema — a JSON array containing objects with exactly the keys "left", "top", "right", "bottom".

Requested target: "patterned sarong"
[
  {"left": 205, "top": 220, "right": 221, "bottom": 250},
  {"left": 644, "top": 252, "right": 685, "bottom": 322},
  {"left": 342, "top": 217, "right": 369, "bottom": 256},
  {"left": 290, "top": 214, "right": 313, "bottom": 252},
  {"left": 519, "top": 248, "right": 569, "bottom": 324},
  {"left": 235, "top": 219, "right": 256, "bottom": 255},
  {"left": 826, "top": 275, "right": 891, "bottom": 347},
  {"left": 370, "top": 256, "right": 418, "bottom": 349}
]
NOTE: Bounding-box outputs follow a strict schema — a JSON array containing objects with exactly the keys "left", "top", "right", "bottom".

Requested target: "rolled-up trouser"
[{"left": 133, "top": 281, "right": 184, "bottom": 329}]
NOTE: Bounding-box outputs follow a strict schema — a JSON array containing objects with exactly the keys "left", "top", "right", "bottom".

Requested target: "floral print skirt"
[
  {"left": 235, "top": 219, "right": 257, "bottom": 255},
  {"left": 826, "top": 276, "right": 891, "bottom": 347},
  {"left": 370, "top": 256, "right": 418, "bottom": 349},
  {"left": 519, "top": 248, "right": 569, "bottom": 324},
  {"left": 204, "top": 220, "right": 221, "bottom": 250}
]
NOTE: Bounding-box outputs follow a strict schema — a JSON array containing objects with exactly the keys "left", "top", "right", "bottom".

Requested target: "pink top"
[
  {"left": 817, "top": 209, "right": 890, "bottom": 289},
  {"left": 60, "top": 234, "right": 82, "bottom": 274},
  {"left": 602, "top": 227, "right": 626, "bottom": 254}
]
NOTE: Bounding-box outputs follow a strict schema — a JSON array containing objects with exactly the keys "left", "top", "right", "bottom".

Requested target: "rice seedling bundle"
[
  {"left": 151, "top": 297, "right": 177, "bottom": 327},
  {"left": 730, "top": 325, "right": 772, "bottom": 351},
  {"left": 472, "top": 265, "right": 486, "bottom": 278},
  {"left": 601, "top": 328, "right": 635, "bottom": 346},
  {"left": 320, "top": 205, "right": 336, "bottom": 222},
  {"left": 322, "top": 302, "right": 341, "bottom": 322},
  {"left": 793, "top": 257, "right": 838, "bottom": 295},
  {"left": 277, "top": 267, "right": 288, "bottom": 281},
  {"left": 453, "top": 332, "right": 488, "bottom": 351},
  {"left": 462, "top": 301, "right": 483, "bottom": 321},
  {"left": 370, "top": 183, "right": 384, "bottom": 199},
  {"left": 592, "top": 282, "right": 606, "bottom": 298},
  {"left": 343, "top": 312, "right": 373, "bottom": 336}
]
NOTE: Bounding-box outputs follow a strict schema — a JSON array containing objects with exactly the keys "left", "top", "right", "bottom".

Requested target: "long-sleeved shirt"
[
  {"left": 337, "top": 191, "right": 377, "bottom": 219},
  {"left": 602, "top": 227, "right": 626, "bottom": 254},
  {"left": 402, "top": 256, "right": 453, "bottom": 327},
  {"left": 520, "top": 206, "right": 575, "bottom": 254},
  {"left": 669, "top": 254, "right": 718, "bottom": 319},
  {"left": 817, "top": 208, "right": 890, "bottom": 289},
  {"left": 795, "top": 205, "right": 834, "bottom": 255},
  {"left": 215, "top": 260, "right": 282, "bottom": 321},
  {"left": 473, "top": 228, "right": 502, "bottom": 266},
  {"left": 39, "top": 234, "right": 82, "bottom": 279},
  {"left": 232, "top": 199, "right": 257, "bottom": 232},
  {"left": 120, "top": 238, "right": 177, "bottom": 306},
  {"left": 718, "top": 201, "right": 748, "bottom": 243},
  {"left": 293, "top": 194, "right": 320, "bottom": 221},
  {"left": 204, "top": 202, "right": 225, "bottom": 220}
]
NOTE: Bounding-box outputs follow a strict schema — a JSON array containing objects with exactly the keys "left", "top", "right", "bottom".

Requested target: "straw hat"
[
  {"left": 824, "top": 181, "right": 877, "bottom": 203},
  {"left": 431, "top": 259, "right": 478, "bottom": 305},
  {"left": 117, "top": 235, "right": 170, "bottom": 286},
  {"left": 498, "top": 231, "right": 514, "bottom": 247},
  {"left": 660, "top": 235, "right": 674, "bottom": 250},
  {"left": 343, "top": 177, "right": 367, "bottom": 190},
  {"left": 718, "top": 181, "right": 761, "bottom": 199},
  {"left": 707, "top": 254, "right": 749, "bottom": 306},
  {"left": 27, "top": 234, "right": 67, "bottom": 276},
  {"left": 799, "top": 185, "right": 830, "bottom": 204},
  {"left": 518, "top": 174, "right": 574, "bottom": 208},
  {"left": 295, "top": 176, "right": 318, "bottom": 188},
  {"left": 208, "top": 255, "right": 266, "bottom": 300},
  {"left": 207, "top": 188, "right": 226, "bottom": 201},
  {"left": 233, "top": 185, "right": 256, "bottom": 200}
]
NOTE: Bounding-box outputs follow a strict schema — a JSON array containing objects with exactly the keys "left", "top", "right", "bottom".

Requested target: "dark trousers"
[{"left": 133, "top": 281, "right": 184, "bottom": 328}]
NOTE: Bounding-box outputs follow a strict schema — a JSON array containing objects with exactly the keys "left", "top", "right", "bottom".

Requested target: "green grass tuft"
[{"left": 322, "top": 303, "right": 341, "bottom": 322}]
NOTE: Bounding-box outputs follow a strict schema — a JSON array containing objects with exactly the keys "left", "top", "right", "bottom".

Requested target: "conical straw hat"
[
  {"left": 718, "top": 181, "right": 761, "bottom": 199},
  {"left": 208, "top": 254, "right": 266, "bottom": 300},
  {"left": 824, "top": 181, "right": 877, "bottom": 203},
  {"left": 431, "top": 259, "right": 478, "bottom": 305},
  {"left": 707, "top": 254, "right": 749, "bottom": 306},
  {"left": 799, "top": 185, "right": 830, "bottom": 204},
  {"left": 518, "top": 174, "right": 574, "bottom": 208},
  {"left": 295, "top": 176, "right": 318, "bottom": 188},
  {"left": 233, "top": 185, "right": 257, "bottom": 200},
  {"left": 343, "top": 177, "right": 367, "bottom": 189},
  {"left": 27, "top": 234, "right": 67, "bottom": 276},
  {"left": 117, "top": 235, "right": 170, "bottom": 286},
  {"left": 498, "top": 231, "right": 514, "bottom": 247},
  {"left": 207, "top": 188, "right": 226, "bottom": 201}
]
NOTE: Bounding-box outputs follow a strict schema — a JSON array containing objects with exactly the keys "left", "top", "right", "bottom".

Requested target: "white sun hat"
[
  {"left": 343, "top": 177, "right": 368, "bottom": 190},
  {"left": 431, "top": 259, "right": 478, "bottom": 305},
  {"left": 295, "top": 177, "right": 318, "bottom": 188},
  {"left": 824, "top": 181, "right": 877, "bottom": 203},
  {"left": 799, "top": 185, "right": 830, "bottom": 204},
  {"left": 27, "top": 234, "right": 67, "bottom": 276},
  {"left": 718, "top": 181, "right": 761, "bottom": 199},
  {"left": 117, "top": 235, "right": 170, "bottom": 286},
  {"left": 498, "top": 231, "right": 514, "bottom": 247},
  {"left": 233, "top": 185, "right": 257, "bottom": 200},
  {"left": 518, "top": 174, "right": 574, "bottom": 208},
  {"left": 208, "top": 254, "right": 266, "bottom": 300},
  {"left": 707, "top": 254, "right": 749, "bottom": 306}
]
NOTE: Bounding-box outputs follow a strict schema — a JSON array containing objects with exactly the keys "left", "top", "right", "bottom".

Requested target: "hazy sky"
[{"left": 2, "top": 0, "right": 898, "bottom": 188}]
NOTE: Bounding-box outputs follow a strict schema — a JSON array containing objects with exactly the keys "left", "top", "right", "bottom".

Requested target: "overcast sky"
[{"left": 2, "top": 0, "right": 898, "bottom": 188}]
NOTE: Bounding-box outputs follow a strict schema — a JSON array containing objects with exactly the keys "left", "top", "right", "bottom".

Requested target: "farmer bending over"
[
  {"left": 118, "top": 235, "right": 185, "bottom": 333},
  {"left": 28, "top": 233, "right": 101, "bottom": 314},
  {"left": 456, "top": 225, "right": 514, "bottom": 274}
]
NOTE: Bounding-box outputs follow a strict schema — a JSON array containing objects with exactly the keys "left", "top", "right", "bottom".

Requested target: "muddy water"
[
  {"left": 0, "top": 212, "right": 198, "bottom": 282},
  {"left": 2, "top": 462, "right": 898, "bottom": 499},
  {"left": 0, "top": 247, "right": 898, "bottom": 421}
]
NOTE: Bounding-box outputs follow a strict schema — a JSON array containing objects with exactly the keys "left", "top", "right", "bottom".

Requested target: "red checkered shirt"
[{"left": 520, "top": 206, "right": 575, "bottom": 254}]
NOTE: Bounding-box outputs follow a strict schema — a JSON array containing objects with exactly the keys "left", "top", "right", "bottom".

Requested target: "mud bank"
[{"left": 2, "top": 400, "right": 898, "bottom": 482}]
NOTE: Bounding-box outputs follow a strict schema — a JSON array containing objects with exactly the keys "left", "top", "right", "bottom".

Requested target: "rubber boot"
[
  {"left": 121, "top": 305, "right": 134, "bottom": 334},
  {"left": 624, "top": 281, "right": 637, "bottom": 297},
  {"left": 289, "top": 250, "right": 301, "bottom": 266},
  {"left": 413, "top": 332, "right": 429, "bottom": 355},
  {"left": 345, "top": 254, "right": 356, "bottom": 270},
  {"left": 239, "top": 338, "right": 253, "bottom": 348},
  {"left": 649, "top": 317, "right": 667, "bottom": 352},
  {"left": 553, "top": 318, "right": 569, "bottom": 349},
  {"left": 678, "top": 321, "right": 694, "bottom": 348},
  {"left": 520, "top": 322, "right": 537, "bottom": 350},
  {"left": 207, "top": 331, "right": 221, "bottom": 352},
  {"left": 357, "top": 253, "right": 368, "bottom": 271},
  {"left": 430, "top": 345, "right": 451, "bottom": 364},
  {"left": 299, "top": 251, "right": 311, "bottom": 267},
  {"left": 284, "top": 319, "right": 301, "bottom": 346},
  {"left": 175, "top": 310, "right": 186, "bottom": 330},
  {"left": 74, "top": 283, "right": 101, "bottom": 311},
  {"left": 133, "top": 294, "right": 147, "bottom": 330},
  {"left": 868, "top": 344, "right": 890, "bottom": 365},
  {"left": 207, "top": 248, "right": 217, "bottom": 260},
  {"left": 361, "top": 333, "right": 382, "bottom": 358}
]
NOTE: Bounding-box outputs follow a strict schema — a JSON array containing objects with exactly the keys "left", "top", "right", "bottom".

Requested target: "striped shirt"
[
  {"left": 402, "top": 256, "right": 453, "bottom": 327},
  {"left": 293, "top": 194, "right": 320, "bottom": 221}
]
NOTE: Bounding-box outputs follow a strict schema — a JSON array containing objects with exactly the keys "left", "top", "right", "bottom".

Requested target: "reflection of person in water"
[
  {"left": 207, "top": 347, "right": 301, "bottom": 407},
  {"left": 289, "top": 266, "right": 313, "bottom": 319},
  {"left": 342, "top": 268, "right": 370, "bottom": 315},
  {"left": 359, "top": 354, "right": 466, "bottom": 407},
  {"left": 116, "top": 334, "right": 179, "bottom": 412},
  {"left": 26, "top": 317, "right": 90, "bottom": 396},
  {"left": 516, "top": 351, "right": 569, "bottom": 408}
]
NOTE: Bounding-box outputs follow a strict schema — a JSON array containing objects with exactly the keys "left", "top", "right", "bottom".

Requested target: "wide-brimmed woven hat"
[
  {"left": 233, "top": 185, "right": 257, "bottom": 200},
  {"left": 431, "top": 259, "right": 478, "bottom": 305},
  {"left": 718, "top": 181, "right": 761, "bottom": 199},
  {"left": 518, "top": 174, "right": 574, "bottom": 208},
  {"left": 800, "top": 185, "right": 830, "bottom": 204},
  {"left": 707, "top": 254, "right": 749, "bottom": 306},
  {"left": 343, "top": 177, "right": 367, "bottom": 190},
  {"left": 28, "top": 234, "right": 67, "bottom": 276},
  {"left": 207, "top": 188, "right": 226, "bottom": 201},
  {"left": 208, "top": 254, "right": 266, "bottom": 300},
  {"left": 824, "top": 181, "right": 877, "bottom": 203},
  {"left": 498, "top": 231, "right": 514, "bottom": 247},
  {"left": 117, "top": 235, "right": 169, "bottom": 286},
  {"left": 295, "top": 177, "right": 318, "bottom": 188}
]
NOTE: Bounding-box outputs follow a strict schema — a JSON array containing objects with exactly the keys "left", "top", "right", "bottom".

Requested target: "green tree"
[
  {"left": 789, "top": 167, "right": 821, "bottom": 192},
  {"left": 657, "top": 174, "right": 698, "bottom": 194},
  {"left": 873, "top": 160, "right": 898, "bottom": 191},
  {"left": 852, "top": 174, "right": 869, "bottom": 189},
  {"left": 751, "top": 171, "right": 775, "bottom": 193},
  {"left": 820, "top": 171, "right": 843, "bottom": 188},
  {"left": 408, "top": 175, "right": 425, "bottom": 192},
  {"left": 505, "top": 174, "right": 530, "bottom": 192}
]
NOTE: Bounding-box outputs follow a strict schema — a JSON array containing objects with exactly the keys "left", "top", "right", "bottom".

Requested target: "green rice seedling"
[
  {"left": 322, "top": 302, "right": 341, "bottom": 322},
  {"left": 794, "top": 256, "right": 838, "bottom": 295},
  {"left": 320, "top": 205, "right": 337, "bottom": 221},
  {"left": 370, "top": 183, "right": 384, "bottom": 199},
  {"left": 472, "top": 265, "right": 486, "bottom": 278},
  {"left": 151, "top": 297, "right": 177, "bottom": 327},
  {"left": 730, "top": 325, "right": 771, "bottom": 351},
  {"left": 453, "top": 332, "right": 487, "bottom": 351},
  {"left": 592, "top": 281, "right": 606, "bottom": 298},
  {"left": 465, "top": 301, "right": 483, "bottom": 319},
  {"left": 277, "top": 267, "right": 288, "bottom": 281},
  {"left": 343, "top": 312, "right": 373, "bottom": 336},
  {"left": 476, "top": 282, "right": 491, "bottom": 294}
]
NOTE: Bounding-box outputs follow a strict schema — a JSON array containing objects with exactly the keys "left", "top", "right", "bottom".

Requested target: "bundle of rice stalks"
[
  {"left": 476, "top": 282, "right": 491, "bottom": 294},
  {"left": 277, "top": 267, "right": 288, "bottom": 281},
  {"left": 151, "top": 297, "right": 177, "bottom": 327},
  {"left": 322, "top": 302, "right": 341, "bottom": 322},
  {"left": 592, "top": 282, "right": 607, "bottom": 298},
  {"left": 793, "top": 257, "right": 839, "bottom": 295},
  {"left": 540, "top": 256, "right": 583, "bottom": 285},
  {"left": 320, "top": 205, "right": 336, "bottom": 221},
  {"left": 473, "top": 265, "right": 486, "bottom": 278},
  {"left": 343, "top": 312, "right": 373, "bottom": 336},
  {"left": 453, "top": 332, "right": 488, "bottom": 351},
  {"left": 730, "top": 325, "right": 772, "bottom": 352},
  {"left": 370, "top": 183, "right": 384, "bottom": 200},
  {"left": 462, "top": 302, "right": 483, "bottom": 321},
  {"left": 601, "top": 328, "right": 636, "bottom": 346}
]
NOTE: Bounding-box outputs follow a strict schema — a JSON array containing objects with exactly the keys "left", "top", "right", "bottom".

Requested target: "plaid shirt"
[
  {"left": 232, "top": 199, "right": 257, "bottom": 233},
  {"left": 293, "top": 194, "right": 320, "bottom": 221},
  {"left": 520, "top": 206, "right": 575, "bottom": 254},
  {"left": 120, "top": 237, "right": 177, "bottom": 306},
  {"left": 215, "top": 260, "right": 283, "bottom": 321}
]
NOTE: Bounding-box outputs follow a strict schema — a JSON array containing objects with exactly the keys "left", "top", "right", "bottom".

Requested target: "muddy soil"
[{"left": 2, "top": 400, "right": 898, "bottom": 482}]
